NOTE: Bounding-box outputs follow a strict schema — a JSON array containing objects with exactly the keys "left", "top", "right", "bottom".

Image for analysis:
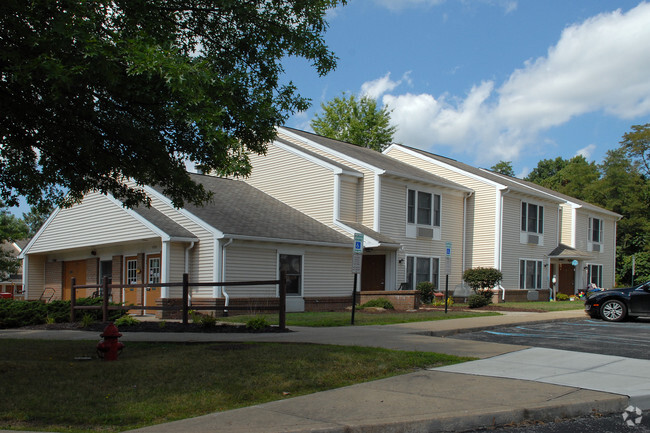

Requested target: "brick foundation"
[
  {"left": 304, "top": 296, "right": 352, "bottom": 312},
  {"left": 359, "top": 290, "right": 420, "bottom": 311},
  {"left": 155, "top": 297, "right": 280, "bottom": 319}
]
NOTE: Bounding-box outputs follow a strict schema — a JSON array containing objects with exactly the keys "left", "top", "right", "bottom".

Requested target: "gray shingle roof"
[
  {"left": 170, "top": 174, "right": 353, "bottom": 246},
  {"left": 130, "top": 205, "right": 197, "bottom": 239},
  {"left": 280, "top": 128, "right": 471, "bottom": 192},
  {"left": 548, "top": 243, "right": 593, "bottom": 259}
]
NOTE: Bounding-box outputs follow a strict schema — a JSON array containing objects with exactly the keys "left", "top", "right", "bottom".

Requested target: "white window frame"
[
  {"left": 587, "top": 263, "right": 603, "bottom": 288},
  {"left": 405, "top": 256, "right": 440, "bottom": 291},
  {"left": 521, "top": 201, "right": 544, "bottom": 234},
  {"left": 125, "top": 258, "right": 138, "bottom": 284},
  {"left": 519, "top": 259, "right": 543, "bottom": 289},
  {"left": 407, "top": 189, "right": 441, "bottom": 227},
  {"left": 589, "top": 217, "right": 603, "bottom": 244},
  {"left": 279, "top": 253, "right": 303, "bottom": 297},
  {"left": 147, "top": 255, "right": 161, "bottom": 285}
]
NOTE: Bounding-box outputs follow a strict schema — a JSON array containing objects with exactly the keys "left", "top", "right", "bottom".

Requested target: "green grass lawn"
[
  {"left": 219, "top": 310, "right": 501, "bottom": 327},
  {"left": 0, "top": 339, "right": 473, "bottom": 433},
  {"left": 478, "top": 301, "right": 586, "bottom": 312}
]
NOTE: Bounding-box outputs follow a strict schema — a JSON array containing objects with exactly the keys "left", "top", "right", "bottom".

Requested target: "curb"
[{"left": 419, "top": 316, "right": 587, "bottom": 337}]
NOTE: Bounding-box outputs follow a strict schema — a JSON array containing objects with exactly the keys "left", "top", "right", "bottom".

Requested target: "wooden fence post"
[
  {"left": 102, "top": 276, "right": 109, "bottom": 322},
  {"left": 279, "top": 271, "right": 286, "bottom": 331},
  {"left": 70, "top": 277, "right": 76, "bottom": 323},
  {"left": 182, "top": 273, "right": 189, "bottom": 325}
]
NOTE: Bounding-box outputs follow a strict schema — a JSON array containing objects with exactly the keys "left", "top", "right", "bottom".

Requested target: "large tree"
[
  {"left": 490, "top": 161, "right": 515, "bottom": 177},
  {"left": 1, "top": 0, "right": 344, "bottom": 210},
  {"left": 0, "top": 203, "right": 28, "bottom": 279},
  {"left": 620, "top": 123, "right": 650, "bottom": 176},
  {"left": 311, "top": 93, "right": 396, "bottom": 151},
  {"left": 525, "top": 155, "right": 600, "bottom": 201}
]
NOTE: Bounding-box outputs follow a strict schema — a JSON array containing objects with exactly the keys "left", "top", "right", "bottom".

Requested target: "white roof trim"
[
  {"left": 143, "top": 186, "right": 225, "bottom": 239},
  {"left": 385, "top": 144, "right": 508, "bottom": 190},
  {"left": 19, "top": 207, "right": 63, "bottom": 258},
  {"left": 333, "top": 220, "right": 382, "bottom": 249},
  {"left": 482, "top": 170, "right": 566, "bottom": 204},
  {"left": 225, "top": 233, "right": 350, "bottom": 249},
  {"left": 103, "top": 194, "right": 172, "bottom": 241},
  {"left": 278, "top": 127, "right": 385, "bottom": 175},
  {"left": 273, "top": 140, "right": 363, "bottom": 178}
]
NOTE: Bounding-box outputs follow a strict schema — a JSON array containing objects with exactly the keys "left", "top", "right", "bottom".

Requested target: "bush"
[
  {"left": 556, "top": 293, "right": 570, "bottom": 301},
  {"left": 416, "top": 282, "right": 436, "bottom": 304},
  {"left": 468, "top": 293, "right": 491, "bottom": 308},
  {"left": 198, "top": 314, "right": 217, "bottom": 328},
  {"left": 360, "top": 298, "right": 394, "bottom": 309},
  {"left": 246, "top": 316, "right": 269, "bottom": 330},
  {"left": 114, "top": 315, "right": 141, "bottom": 327},
  {"left": 463, "top": 267, "right": 502, "bottom": 305}
]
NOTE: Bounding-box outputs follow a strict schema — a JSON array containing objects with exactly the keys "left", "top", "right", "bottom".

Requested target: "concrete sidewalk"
[{"left": 1, "top": 309, "right": 643, "bottom": 433}]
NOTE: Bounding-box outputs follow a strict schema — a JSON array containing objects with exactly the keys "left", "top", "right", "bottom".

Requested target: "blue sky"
[{"left": 283, "top": 0, "right": 650, "bottom": 178}]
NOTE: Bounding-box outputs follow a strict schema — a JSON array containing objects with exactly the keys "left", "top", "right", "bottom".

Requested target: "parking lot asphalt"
[
  {"left": 3, "top": 309, "right": 647, "bottom": 433},
  {"left": 449, "top": 318, "right": 650, "bottom": 359}
]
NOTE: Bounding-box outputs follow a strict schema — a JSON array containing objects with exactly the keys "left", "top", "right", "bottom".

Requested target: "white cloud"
[
  {"left": 361, "top": 73, "right": 401, "bottom": 99},
  {"left": 371, "top": 2, "right": 650, "bottom": 164},
  {"left": 576, "top": 144, "right": 597, "bottom": 160},
  {"left": 372, "top": 0, "right": 445, "bottom": 12}
]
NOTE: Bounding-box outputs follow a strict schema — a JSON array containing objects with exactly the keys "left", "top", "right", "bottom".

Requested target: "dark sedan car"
[{"left": 584, "top": 281, "right": 650, "bottom": 321}]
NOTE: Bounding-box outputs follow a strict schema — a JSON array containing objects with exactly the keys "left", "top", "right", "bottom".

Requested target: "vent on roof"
[
  {"left": 417, "top": 227, "right": 434, "bottom": 239},
  {"left": 527, "top": 234, "right": 539, "bottom": 245}
]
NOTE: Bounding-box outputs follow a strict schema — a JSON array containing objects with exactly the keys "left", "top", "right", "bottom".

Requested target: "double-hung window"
[
  {"left": 589, "top": 217, "right": 603, "bottom": 243},
  {"left": 587, "top": 264, "right": 603, "bottom": 288},
  {"left": 279, "top": 254, "right": 302, "bottom": 296},
  {"left": 521, "top": 202, "right": 544, "bottom": 234},
  {"left": 407, "top": 190, "right": 441, "bottom": 226},
  {"left": 519, "top": 259, "right": 543, "bottom": 289},
  {"left": 406, "top": 256, "right": 440, "bottom": 291}
]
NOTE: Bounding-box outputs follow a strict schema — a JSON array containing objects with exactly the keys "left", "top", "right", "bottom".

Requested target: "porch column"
[{"left": 161, "top": 241, "right": 171, "bottom": 298}]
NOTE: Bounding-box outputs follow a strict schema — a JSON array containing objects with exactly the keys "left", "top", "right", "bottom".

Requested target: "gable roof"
[
  {"left": 389, "top": 144, "right": 563, "bottom": 203},
  {"left": 130, "top": 205, "right": 197, "bottom": 239},
  {"left": 154, "top": 174, "right": 352, "bottom": 247},
  {"left": 279, "top": 127, "right": 471, "bottom": 193}
]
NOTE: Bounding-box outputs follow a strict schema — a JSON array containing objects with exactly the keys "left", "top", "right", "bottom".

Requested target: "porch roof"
[{"left": 547, "top": 243, "right": 593, "bottom": 260}]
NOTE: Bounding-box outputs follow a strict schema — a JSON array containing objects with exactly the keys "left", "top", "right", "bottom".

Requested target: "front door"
[
  {"left": 558, "top": 264, "right": 575, "bottom": 296},
  {"left": 361, "top": 255, "right": 386, "bottom": 291},
  {"left": 123, "top": 256, "right": 141, "bottom": 308},
  {"left": 62, "top": 260, "right": 87, "bottom": 300},
  {"left": 145, "top": 254, "right": 161, "bottom": 313}
]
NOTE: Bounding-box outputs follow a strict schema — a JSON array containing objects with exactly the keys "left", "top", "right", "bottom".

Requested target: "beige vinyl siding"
[
  {"left": 581, "top": 211, "right": 617, "bottom": 289},
  {"left": 26, "top": 255, "right": 46, "bottom": 300},
  {"left": 224, "top": 244, "right": 277, "bottom": 297},
  {"left": 501, "top": 195, "right": 559, "bottom": 290},
  {"left": 559, "top": 204, "right": 575, "bottom": 247},
  {"left": 574, "top": 211, "right": 589, "bottom": 252},
  {"left": 168, "top": 242, "right": 186, "bottom": 284},
  {"left": 277, "top": 131, "right": 377, "bottom": 227},
  {"left": 339, "top": 176, "right": 358, "bottom": 221},
  {"left": 29, "top": 193, "right": 157, "bottom": 254},
  {"left": 381, "top": 178, "right": 465, "bottom": 288},
  {"left": 246, "top": 144, "right": 335, "bottom": 225},
  {"left": 386, "top": 147, "right": 495, "bottom": 268},
  {"left": 303, "top": 249, "right": 352, "bottom": 297}
]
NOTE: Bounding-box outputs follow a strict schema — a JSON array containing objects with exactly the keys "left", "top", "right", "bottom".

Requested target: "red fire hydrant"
[{"left": 96, "top": 323, "right": 124, "bottom": 361}]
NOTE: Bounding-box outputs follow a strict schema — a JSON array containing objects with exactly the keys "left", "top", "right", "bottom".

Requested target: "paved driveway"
[{"left": 449, "top": 318, "right": 650, "bottom": 360}]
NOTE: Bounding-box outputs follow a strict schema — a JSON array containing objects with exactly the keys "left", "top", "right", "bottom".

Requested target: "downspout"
[
  {"left": 496, "top": 188, "right": 508, "bottom": 300},
  {"left": 462, "top": 191, "right": 473, "bottom": 274},
  {"left": 221, "top": 238, "right": 234, "bottom": 311},
  {"left": 22, "top": 255, "right": 29, "bottom": 300},
  {"left": 184, "top": 241, "right": 195, "bottom": 305}
]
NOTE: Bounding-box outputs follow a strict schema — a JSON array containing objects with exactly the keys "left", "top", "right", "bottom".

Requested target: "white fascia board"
[
  {"left": 333, "top": 221, "right": 382, "bottom": 248},
  {"left": 278, "top": 127, "right": 384, "bottom": 175},
  {"left": 387, "top": 144, "right": 507, "bottom": 189},
  {"left": 382, "top": 170, "right": 472, "bottom": 195},
  {"left": 19, "top": 206, "right": 63, "bottom": 258},
  {"left": 223, "top": 233, "right": 351, "bottom": 249},
  {"left": 143, "top": 185, "right": 224, "bottom": 239},
  {"left": 274, "top": 140, "right": 363, "bottom": 178},
  {"left": 483, "top": 170, "right": 565, "bottom": 204}
]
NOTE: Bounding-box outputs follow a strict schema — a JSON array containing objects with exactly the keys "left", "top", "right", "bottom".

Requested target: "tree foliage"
[
  {"left": 1, "top": 0, "right": 345, "bottom": 210},
  {"left": 620, "top": 123, "right": 650, "bottom": 177},
  {"left": 490, "top": 161, "right": 515, "bottom": 177},
  {"left": 524, "top": 155, "right": 599, "bottom": 201},
  {"left": 311, "top": 94, "right": 396, "bottom": 151},
  {"left": 0, "top": 204, "right": 29, "bottom": 279}
]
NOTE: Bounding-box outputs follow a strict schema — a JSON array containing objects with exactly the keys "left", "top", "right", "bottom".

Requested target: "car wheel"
[{"left": 600, "top": 299, "right": 627, "bottom": 322}]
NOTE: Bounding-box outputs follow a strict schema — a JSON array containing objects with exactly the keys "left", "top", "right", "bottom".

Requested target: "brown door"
[
  {"left": 62, "top": 260, "right": 87, "bottom": 300},
  {"left": 558, "top": 264, "right": 575, "bottom": 295},
  {"left": 145, "top": 254, "right": 161, "bottom": 312},
  {"left": 361, "top": 255, "right": 386, "bottom": 291}
]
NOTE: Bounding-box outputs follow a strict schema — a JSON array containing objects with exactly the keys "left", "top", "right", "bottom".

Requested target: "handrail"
[{"left": 39, "top": 288, "right": 56, "bottom": 303}]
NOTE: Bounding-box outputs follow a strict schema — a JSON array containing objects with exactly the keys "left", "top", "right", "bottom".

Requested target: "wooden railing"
[{"left": 70, "top": 273, "right": 286, "bottom": 330}]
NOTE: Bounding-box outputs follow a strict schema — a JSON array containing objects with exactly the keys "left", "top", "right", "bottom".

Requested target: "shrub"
[
  {"left": 556, "top": 293, "right": 570, "bottom": 301},
  {"left": 433, "top": 297, "right": 454, "bottom": 307},
  {"left": 360, "top": 298, "right": 394, "bottom": 309},
  {"left": 463, "top": 267, "right": 502, "bottom": 305},
  {"left": 246, "top": 316, "right": 269, "bottom": 330},
  {"left": 198, "top": 314, "right": 217, "bottom": 328},
  {"left": 114, "top": 315, "right": 141, "bottom": 327},
  {"left": 80, "top": 313, "right": 95, "bottom": 328},
  {"left": 0, "top": 299, "right": 47, "bottom": 328},
  {"left": 416, "top": 282, "right": 436, "bottom": 304},
  {"left": 468, "top": 293, "right": 491, "bottom": 308}
]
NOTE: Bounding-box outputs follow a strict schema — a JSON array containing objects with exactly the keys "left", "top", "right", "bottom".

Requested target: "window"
[
  {"left": 521, "top": 202, "right": 544, "bottom": 234},
  {"left": 587, "top": 264, "right": 603, "bottom": 288},
  {"left": 406, "top": 256, "right": 439, "bottom": 290},
  {"left": 519, "top": 259, "right": 543, "bottom": 289},
  {"left": 126, "top": 259, "right": 137, "bottom": 284},
  {"left": 99, "top": 261, "right": 112, "bottom": 284},
  {"left": 279, "top": 254, "right": 302, "bottom": 296},
  {"left": 589, "top": 217, "right": 603, "bottom": 244},
  {"left": 148, "top": 257, "right": 161, "bottom": 284},
  {"left": 407, "top": 189, "right": 441, "bottom": 226}
]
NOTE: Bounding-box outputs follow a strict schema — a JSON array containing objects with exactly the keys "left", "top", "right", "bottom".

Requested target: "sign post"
[
  {"left": 351, "top": 233, "right": 364, "bottom": 325},
  {"left": 445, "top": 242, "right": 452, "bottom": 314}
]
